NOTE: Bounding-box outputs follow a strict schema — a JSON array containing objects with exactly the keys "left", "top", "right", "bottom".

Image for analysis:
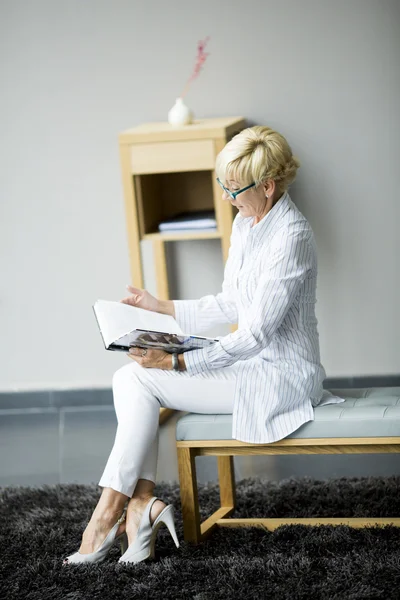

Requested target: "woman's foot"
[
  {"left": 79, "top": 510, "right": 126, "bottom": 554},
  {"left": 125, "top": 495, "right": 167, "bottom": 546},
  {"left": 63, "top": 507, "right": 127, "bottom": 564}
]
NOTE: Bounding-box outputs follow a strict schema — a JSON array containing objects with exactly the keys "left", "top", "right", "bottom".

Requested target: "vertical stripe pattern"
[{"left": 173, "top": 192, "right": 345, "bottom": 443}]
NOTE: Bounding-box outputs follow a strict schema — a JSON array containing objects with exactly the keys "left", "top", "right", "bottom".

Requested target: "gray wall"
[{"left": 1, "top": 0, "right": 399, "bottom": 391}]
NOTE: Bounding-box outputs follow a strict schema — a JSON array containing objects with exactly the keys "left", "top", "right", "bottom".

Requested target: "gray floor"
[{"left": 1, "top": 403, "right": 400, "bottom": 490}]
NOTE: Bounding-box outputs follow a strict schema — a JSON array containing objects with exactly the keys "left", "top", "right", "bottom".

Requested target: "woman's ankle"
[
  {"left": 93, "top": 502, "right": 126, "bottom": 526},
  {"left": 131, "top": 478, "right": 156, "bottom": 500},
  {"left": 130, "top": 493, "right": 154, "bottom": 504}
]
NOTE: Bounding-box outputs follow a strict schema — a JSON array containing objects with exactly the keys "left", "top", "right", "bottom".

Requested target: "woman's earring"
[{"left": 265, "top": 194, "right": 269, "bottom": 199}]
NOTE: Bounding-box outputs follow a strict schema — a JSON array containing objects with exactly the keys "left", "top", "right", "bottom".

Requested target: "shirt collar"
[{"left": 236, "top": 191, "right": 293, "bottom": 243}]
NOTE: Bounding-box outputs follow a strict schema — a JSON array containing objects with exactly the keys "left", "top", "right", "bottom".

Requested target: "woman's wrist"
[
  {"left": 178, "top": 353, "right": 186, "bottom": 371},
  {"left": 164, "top": 352, "right": 186, "bottom": 371},
  {"left": 157, "top": 300, "right": 175, "bottom": 318}
]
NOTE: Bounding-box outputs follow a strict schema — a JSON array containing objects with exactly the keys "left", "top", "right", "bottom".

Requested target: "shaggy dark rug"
[{"left": 1, "top": 476, "right": 400, "bottom": 600}]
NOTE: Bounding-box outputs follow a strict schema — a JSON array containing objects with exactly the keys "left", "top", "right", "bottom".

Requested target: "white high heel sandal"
[
  {"left": 118, "top": 496, "right": 180, "bottom": 564},
  {"left": 63, "top": 508, "right": 128, "bottom": 565}
]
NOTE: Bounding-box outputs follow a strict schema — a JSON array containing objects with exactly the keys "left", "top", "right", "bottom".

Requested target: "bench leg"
[
  {"left": 218, "top": 456, "right": 236, "bottom": 510},
  {"left": 177, "top": 447, "right": 201, "bottom": 544}
]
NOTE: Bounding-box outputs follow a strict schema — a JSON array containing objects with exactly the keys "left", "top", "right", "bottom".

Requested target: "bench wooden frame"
[{"left": 177, "top": 436, "right": 400, "bottom": 544}]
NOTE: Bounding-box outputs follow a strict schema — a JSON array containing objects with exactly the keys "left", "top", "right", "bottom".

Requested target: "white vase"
[{"left": 168, "top": 97, "right": 193, "bottom": 126}]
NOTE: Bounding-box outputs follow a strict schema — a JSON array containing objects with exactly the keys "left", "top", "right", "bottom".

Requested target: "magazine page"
[
  {"left": 93, "top": 299, "right": 183, "bottom": 348},
  {"left": 112, "top": 329, "right": 217, "bottom": 353}
]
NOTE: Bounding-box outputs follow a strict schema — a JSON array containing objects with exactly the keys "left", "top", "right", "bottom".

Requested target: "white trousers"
[{"left": 98, "top": 360, "right": 239, "bottom": 497}]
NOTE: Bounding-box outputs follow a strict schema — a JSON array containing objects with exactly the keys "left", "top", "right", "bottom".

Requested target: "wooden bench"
[{"left": 176, "top": 386, "right": 400, "bottom": 544}]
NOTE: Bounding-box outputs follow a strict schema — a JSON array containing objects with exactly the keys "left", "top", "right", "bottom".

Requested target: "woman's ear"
[{"left": 263, "top": 179, "right": 275, "bottom": 197}]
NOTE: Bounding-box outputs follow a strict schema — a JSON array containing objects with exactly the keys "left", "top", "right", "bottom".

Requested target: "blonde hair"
[{"left": 216, "top": 125, "right": 300, "bottom": 195}]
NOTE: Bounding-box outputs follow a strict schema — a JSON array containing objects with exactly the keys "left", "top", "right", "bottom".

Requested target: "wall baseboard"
[
  {"left": 0, "top": 388, "right": 113, "bottom": 410},
  {"left": 0, "top": 376, "right": 399, "bottom": 411}
]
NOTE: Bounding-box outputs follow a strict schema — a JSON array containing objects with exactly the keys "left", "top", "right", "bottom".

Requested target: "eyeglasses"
[{"left": 216, "top": 178, "right": 256, "bottom": 201}]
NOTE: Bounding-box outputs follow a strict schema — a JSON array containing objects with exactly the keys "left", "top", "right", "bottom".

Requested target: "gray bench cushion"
[{"left": 176, "top": 387, "right": 400, "bottom": 441}]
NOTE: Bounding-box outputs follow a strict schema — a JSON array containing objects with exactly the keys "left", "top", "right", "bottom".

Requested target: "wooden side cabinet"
[{"left": 118, "top": 117, "right": 246, "bottom": 300}]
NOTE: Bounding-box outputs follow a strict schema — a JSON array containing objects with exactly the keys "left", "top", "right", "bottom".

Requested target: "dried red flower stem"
[{"left": 180, "top": 36, "right": 210, "bottom": 99}]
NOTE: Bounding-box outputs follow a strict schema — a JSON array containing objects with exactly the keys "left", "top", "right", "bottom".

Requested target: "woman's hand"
[
  {"left": 121, "top": 285, "right": 160, "bottom": 312},
  {"left": 127, "top": 347, "right": 172, "bottom": 369}
]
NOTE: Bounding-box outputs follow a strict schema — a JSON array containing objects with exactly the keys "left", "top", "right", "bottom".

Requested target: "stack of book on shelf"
[{"left": 158, "top": 209, "right": 217, "bottom": 233}]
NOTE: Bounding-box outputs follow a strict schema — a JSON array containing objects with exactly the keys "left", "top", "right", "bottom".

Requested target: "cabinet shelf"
[
  {"left": 142, "top": 230, "right": 221, "bottom": 242},
  {"left": 119, "top": 116, "right": 246, "bottom": 300}
]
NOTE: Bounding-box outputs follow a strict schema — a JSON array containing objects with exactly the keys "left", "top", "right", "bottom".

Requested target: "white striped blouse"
[{"left": 173, "top": 191, "right": 345, "bottom": 443}]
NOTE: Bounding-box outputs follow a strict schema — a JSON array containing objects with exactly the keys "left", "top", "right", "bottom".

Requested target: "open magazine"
[{"left": 93, "top": 299, "right": 219, "bottom": 354}]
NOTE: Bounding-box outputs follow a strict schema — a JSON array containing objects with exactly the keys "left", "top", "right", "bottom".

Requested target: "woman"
[{"left": 63, "top": 125, "right": 345, "bottom": 565}]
